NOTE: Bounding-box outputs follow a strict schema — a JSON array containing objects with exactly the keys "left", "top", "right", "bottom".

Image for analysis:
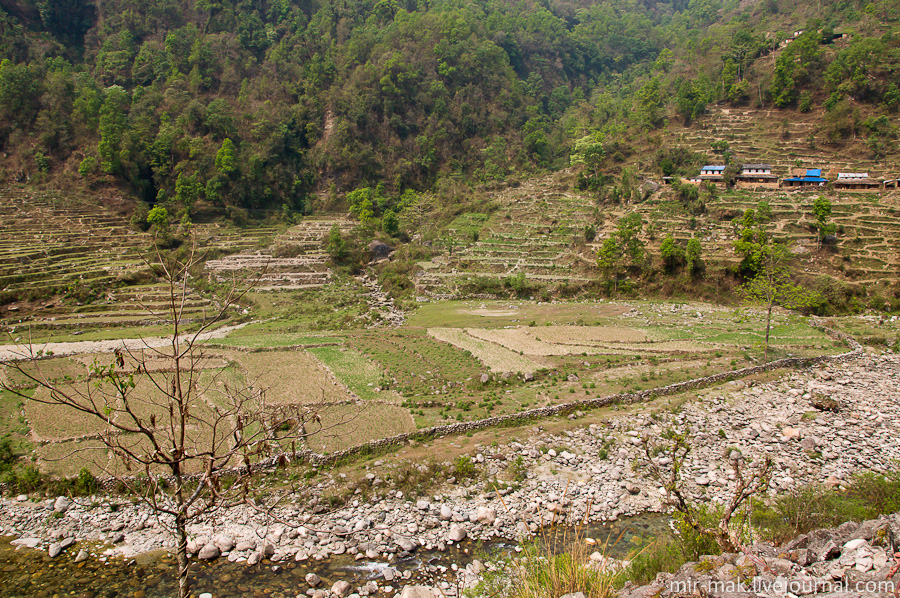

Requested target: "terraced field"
[
  {"left": 416, "top": 175, "right": 597, "bottom": 296},
  {"left": 205, "top": 218, "right": 355, "bottom": 291},
  {"left": 634, "top": 188, "right": 900, "bottom": 296},
  {"left": 0, "top": 188, "right": 150, "bottom": 307},
  {"left": 0, "top": 189, "right": 288, "bottom": 340},
  {"left": 668, "top": 106, "right": 900, "bottom": 176}
]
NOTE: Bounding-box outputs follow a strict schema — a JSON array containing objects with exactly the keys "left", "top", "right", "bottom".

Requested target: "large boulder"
[
  {"left": 447, "top": 524, "right": 467, "bottom": 542},
  {"left": 198, "top": 543, "right": 220, "bottom": 560},
  {"left": 368, "top": 240, "right": 394, "bottom": 260},
  {"left": 53, "top": 496, "right": 71, "bottom": 513},
  {"left": 475, "top": 506, "right": 496, "bottom": 525},
  {"left": 331, "top": 580, "right": 352, "bottom": 597},
  {"left": 212, "top": 534, "right": 235, "bottom": 553}
]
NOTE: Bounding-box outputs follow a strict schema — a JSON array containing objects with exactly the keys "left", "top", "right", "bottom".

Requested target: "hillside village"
[{"left": 679, "top": 163, "right": 899, "bottom": 190}]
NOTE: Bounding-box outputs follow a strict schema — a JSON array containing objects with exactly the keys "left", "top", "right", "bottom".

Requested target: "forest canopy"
[{"left": 0, "top": 0, "right": 897, "bottom": 217}]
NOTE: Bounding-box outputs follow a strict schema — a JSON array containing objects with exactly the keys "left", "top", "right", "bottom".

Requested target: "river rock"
[
  {"left": 400, "top": 586, "right": 435, "bottom": 598},
  {"left": 48, "top": 543, "right": 63, "bottom": 558},
  {"left": 439, "top": 505, "right": 452, "bottom": 520},
  {"left": 247, "top": 552, "right": 261, "bottom": 565},
  {"left": 475, "top": 506, "right": 496, "bottom": 525},
  {"left": 74, "top": 549, "right": 89, "bottom": 563},
  {"left": 331, "top": 580, "right": 352, "bottom": 597},
  {"left": 235, "top": 540, "right": 256, "bottom": 551},
  {"left": 53, "top": 496, "right": 71, "bottom": 513},
  {"left": 213, "top": 534, "right": 235, "bottom": 552},
  {"left": 305, "top": 573, "right": 321, "bottom": 587},
  {"left": 198, "top": 543, "right": 220, "bottom": 560},
  {"left": 447, "top": 524, "right": 466, "bottom": 542},
  {"left": 11, "top": 538, "right": 40, "bottom": 548}
]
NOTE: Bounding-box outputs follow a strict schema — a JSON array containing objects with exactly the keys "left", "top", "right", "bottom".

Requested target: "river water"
[{"left": 0, "top": 514, "right": 670, "bottom": 598}]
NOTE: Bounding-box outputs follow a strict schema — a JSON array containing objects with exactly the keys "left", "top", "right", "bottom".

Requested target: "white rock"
[
  {"left": 198, "top": 543, "right": 220, "bottom": 560},
  {"left": 332, "top": 580, "right": 352, "bottom": 597},
  {"left": 475, "top": 506, "right": 496, "bottom": 525},
  {"left": 448, "top": 524, "right": 467, "bottom": 542}
]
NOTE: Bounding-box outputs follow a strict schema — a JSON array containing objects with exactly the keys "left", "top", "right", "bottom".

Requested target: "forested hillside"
[{"left": 0, "top": 0, "right": 897, "bottom": 222}]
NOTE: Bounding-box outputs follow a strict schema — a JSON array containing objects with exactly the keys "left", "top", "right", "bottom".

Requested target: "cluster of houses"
[{"left": 665, "top": 164, "right": 900, "bottom": 191}]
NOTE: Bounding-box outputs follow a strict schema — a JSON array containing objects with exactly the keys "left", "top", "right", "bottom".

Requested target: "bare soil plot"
[
  {"left": 305, "top": 403, "right": 415, "bottom": 453},
  {"left": 2, "top": 357, "right": 88, "bottom": 388},
  {"left": 37, "top": 439, "right": 110, "bottom": 477},
  {"left": 409, "top": 300, "right": 630, "bottom": 329},
  {"left": 26, "top": 385, "right": 112, "bottom": 440},
  {"left": 235, "top": 350, "right": 353, "bottom": 405}
]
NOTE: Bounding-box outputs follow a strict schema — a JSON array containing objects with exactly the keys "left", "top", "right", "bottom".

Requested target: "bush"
[
  {"left": 0, "top": 438, "right": 15, "bottom": 471},
  {"left": 453, "top": 455, "right": 477, "bottom": 479},
  {"left": 625, "top": 510, "right": 723, "bottom": 585},
  {"left": 475, "top": 529, "right": 620, "bottom": 598},
  {"left": 1, "top": 465, "right": 44, "bottom": 493},
  {"left": 74, "top": 467, "right": 100, "bottom": 495},
  {"left": 752, "top": 471, "right": 900, "bottom": 544}
]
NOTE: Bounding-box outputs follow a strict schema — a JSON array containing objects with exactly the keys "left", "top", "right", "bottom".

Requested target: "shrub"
[
  {"left": 752, "top": 471, "right": 900, "bottom": 544},
  {"left": 74, "top": 467, "right": 100, "bottom": 495},
  {"left": 453, "top": 455, "right": 477, "bottom": 479}
]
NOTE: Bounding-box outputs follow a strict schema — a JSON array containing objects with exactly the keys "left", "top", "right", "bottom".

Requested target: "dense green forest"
[{"left": 0, "top": 0, "right": 897, "bottom": 222}]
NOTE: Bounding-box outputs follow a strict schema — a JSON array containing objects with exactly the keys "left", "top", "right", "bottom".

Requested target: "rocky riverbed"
[
  {"left": 1, "top": 352, "right": 897, "bottom": 597},
  {"left": 619, "top": 513, "right": 900, "bottom": 598}
]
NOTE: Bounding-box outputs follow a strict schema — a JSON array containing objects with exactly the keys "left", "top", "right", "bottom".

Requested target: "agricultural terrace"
[
  {"left": 0, "top": 345, "right": 413, "bottom": 476},
  {"left": 1, "top": 298, "right": 858, "bottom": 476},
  {"left": 0, "top": 188, "right": 282, "bottom": 344}
]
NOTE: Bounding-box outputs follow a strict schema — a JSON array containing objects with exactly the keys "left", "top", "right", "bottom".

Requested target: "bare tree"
[
  {"left": 1, "top": 248, "right": 319, "bottom": 598},
  {"left": 640, "top": 429, "right": 772, "bottom": 553}
]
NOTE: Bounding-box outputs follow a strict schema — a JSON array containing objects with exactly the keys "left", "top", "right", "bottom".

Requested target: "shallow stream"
[{"left": 0, "top": 514, "right": 670, "bottom": 598}]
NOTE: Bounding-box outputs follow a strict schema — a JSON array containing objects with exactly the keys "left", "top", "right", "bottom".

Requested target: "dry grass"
[
  {"left": 475, "top": 523, "right": 624, "bottom": 598},
  {"left": 305, "top": 403, "right": 415, "bottom": 452},
  {"left": 428, "top": 327, "right": 539, "bottom": 373},
  {"left": 37, "top": 439, "right": 110, "bottom": 477},
  {"left": 27, "top": 384, "right": 111, "bottom": 440},
  {"left": 236, "top": 350, "right": 353, "bottom": 405},
  {"left": 2, "top": 357, "right": 88, "bottom": 388},
  {"left": 535, "top": 325, "right": 650, "bottom": 344}
]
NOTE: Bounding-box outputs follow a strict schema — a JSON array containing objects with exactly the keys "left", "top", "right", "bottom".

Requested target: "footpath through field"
[{"left": 0, "top": 322, "right": 250, "bottom": 362}]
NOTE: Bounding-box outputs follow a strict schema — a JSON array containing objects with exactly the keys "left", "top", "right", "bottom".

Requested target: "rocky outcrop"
[{"left": 618, "top": 513, "right": 900, "bottom": 598}]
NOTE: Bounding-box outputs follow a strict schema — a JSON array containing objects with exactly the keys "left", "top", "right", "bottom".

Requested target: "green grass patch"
[{"left": 307, "top": 346, "right": 386, "bottom": 401}]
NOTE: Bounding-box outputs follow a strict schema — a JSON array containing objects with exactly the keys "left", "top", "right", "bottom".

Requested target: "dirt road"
[{"left": 0, "top": 322, "right": 249, "bottom": 362}]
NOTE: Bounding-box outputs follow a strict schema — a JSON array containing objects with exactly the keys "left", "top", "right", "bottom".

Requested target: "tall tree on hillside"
[
  {"left": 1, "top": 250, "right": 321, "bottom": 598},
  {"left": 812, "top": 196, "right": 834, "bottom": 249},
  {"left": 741, "top": 244, "right": 816, "bottom": 362}
]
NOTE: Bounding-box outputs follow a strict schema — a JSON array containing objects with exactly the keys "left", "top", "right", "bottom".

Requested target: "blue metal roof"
[
  {"left": 701, "top": 165, "right": 726, "bottom": 171},
  {"left": 806, "top": 169, "right": 822, "bottom": 176},
  {"left": 783, "top": 176, "right": 828, "bottom": 183}
]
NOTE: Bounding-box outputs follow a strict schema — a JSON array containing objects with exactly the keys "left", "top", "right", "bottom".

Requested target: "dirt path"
[{"left": 0, "top": 322, "right": 250, "bottom": 362}]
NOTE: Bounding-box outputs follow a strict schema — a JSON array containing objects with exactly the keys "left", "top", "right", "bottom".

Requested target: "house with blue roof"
[
  {"left": 684, "top": 164, "right": 727, "bottom": 187},
  {"left": 781, "top": 168, "right": 828, "bottom": 188}
]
